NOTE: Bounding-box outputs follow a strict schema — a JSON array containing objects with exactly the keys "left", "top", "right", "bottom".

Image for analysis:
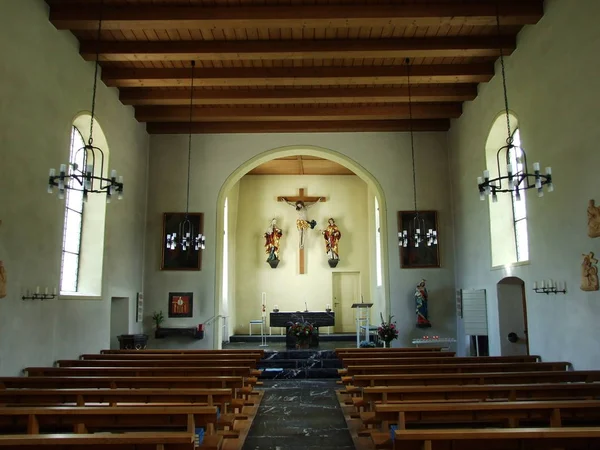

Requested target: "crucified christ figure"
[{"left": 281, "top": 198, "right": 322, "bottom": 249}]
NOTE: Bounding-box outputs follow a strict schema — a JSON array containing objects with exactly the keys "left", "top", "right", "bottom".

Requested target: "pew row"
[
  {"left": 24, "top": 366, "right": 261, "bottom": 378},
  {"left": 57, "top": 359, "right": 258, "bottom": 368},
  {"left": 81, "top": 353, "right": 263, "bottom": 361},
  {"left": 335, "top": 348, "right": 443, "bottom": 354},
  {"left": 101, "top": 349, "right": 264, "bottom": 355},
  {"left": 349, "top": 370, "right": 600, "bottom": 388},
  {"left": 340, "top": 355, "right": 540, "bottom": 367}
]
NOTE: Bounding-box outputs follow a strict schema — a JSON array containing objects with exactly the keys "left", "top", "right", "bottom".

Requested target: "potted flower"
[
  {"left": 377, "top": 313, "right": 399, "bottom": 348},
  {"left": 152, "top": 310, "right": 165, "bottom": 338},
  {"left": 288, "top": 320, "right": 314, "bottom": 349}
]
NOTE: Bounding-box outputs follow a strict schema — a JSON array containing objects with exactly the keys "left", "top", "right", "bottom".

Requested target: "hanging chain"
[
  {"left": 406, "top": 58, "right": 418, "bottom": 215},
  {"left": 496, "top": 2, "right": 512, "bottom": 145},
  {"left": 88, "top": 0, "right": 104, "bottom": 146},
  {"left": 185, "top": 61, "right": 196, "bottom": 217}
]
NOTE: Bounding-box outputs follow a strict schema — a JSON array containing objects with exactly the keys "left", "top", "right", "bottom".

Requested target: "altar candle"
[
  {"left": 261, "top": 292, "right": 266, "bottom": 305},
  {"left": 326, "top": 304, "right": 331, "bottom": 310}
]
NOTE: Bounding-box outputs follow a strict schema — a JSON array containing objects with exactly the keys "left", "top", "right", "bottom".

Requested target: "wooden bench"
[
  {"left": 391, "top": 427, "right": 600, "bottom": 450},
  {"left": 0, "top": 432, "right": 197, "bottom": 449},
  {"left": 349, "top": 370, "right": 600, "bottom": 388},
  {"left": 81, "top": 353, "right": 264, "bottom": 361},
  {"left": 371, "top": 399, "right": 600, "bottom": 430},
  {"left": 353, "top": 383, "right": 600, "bottom": 412},
  {"left": 24, "top": 366, "right": 259, "bottom": 378},
  {"left": 101, "top": 349, "right": 264, "bottom": 356},
  {"left": 335, "top": 348, "right": 443, "bottom": 354},
  {"left": 0, "top": 376, "right": 245, "bottom": 391},
  {"left": 57, "top": 359, "right": 258, "bottom": 368},
  {"left": 0, "top": 405, "right": 219, "bottom": 435},
  {"left": 340, "top": 355, "right": 540, "bottom": 367},
  {"left": 345, "top": 362, "right": 571, "bottom": 376}
]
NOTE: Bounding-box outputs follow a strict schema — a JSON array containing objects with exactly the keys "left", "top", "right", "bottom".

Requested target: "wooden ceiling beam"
[
  {"left": 119, "top": 85, "right": 478, "bottom": 106},
  {"left": 49, "top": 3, "right": 543, "bottom": 31},
  {"left": 134, "top": 104, "right": 462, "bottom": 122},
  {"left": 102, "top": 64, "right": 493, "bottom": 88},
  {"left": 146, "top": 119, "right": 450, "bottom": 134},
  {"left": 80, "top": 36, "right": 516, "bottom": 62}
]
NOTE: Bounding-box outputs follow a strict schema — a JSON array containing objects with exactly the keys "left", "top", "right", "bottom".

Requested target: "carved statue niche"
[
  {"left": 587, "top": 200, "right": 600, "bottom": 238},
  {"left": 581, "top": 251, "right": 599, "bottom": 292}
]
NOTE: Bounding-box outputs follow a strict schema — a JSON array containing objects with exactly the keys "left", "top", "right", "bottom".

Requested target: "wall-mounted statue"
[
  {"left": 264, "top": 218, "right": 283, "bottom": 269},
  {"left": 587, "top": 200, "right": 600, "bottom": 238},
  {"left": 322, "top": 218, "right": 341, "bottom": 268},
  {"left": 581, "top": 252, "right": 599, "bottom": 292},
  {"left": 415, "top": 279, "right": 431, "bottom": 328}
]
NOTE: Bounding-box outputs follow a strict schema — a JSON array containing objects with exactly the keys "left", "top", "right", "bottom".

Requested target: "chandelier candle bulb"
[
  {"left": 533, "top": 162, "right": 540, "bottom": 172},
  {"left": 533, "top": 281, "right": 538, "bottom": 290}
]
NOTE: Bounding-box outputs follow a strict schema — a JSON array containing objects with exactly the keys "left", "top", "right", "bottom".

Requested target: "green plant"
[{"left": 152, "top": 310, "right": 165, "bottom": 329}]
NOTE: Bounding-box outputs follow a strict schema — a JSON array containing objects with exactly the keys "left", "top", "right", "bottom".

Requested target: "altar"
[{"left": 270, "top": 311, "right": 335, "bottom": 348}]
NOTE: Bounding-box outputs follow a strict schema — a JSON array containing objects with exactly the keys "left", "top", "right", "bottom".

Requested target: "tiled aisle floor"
[{"left": 242, "top": 379, "right": 355, "bottom": 450}]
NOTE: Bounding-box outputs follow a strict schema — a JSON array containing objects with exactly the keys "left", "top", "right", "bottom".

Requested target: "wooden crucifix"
[{"left": 278, "top": 188, "right": 326, "bottom": 274}]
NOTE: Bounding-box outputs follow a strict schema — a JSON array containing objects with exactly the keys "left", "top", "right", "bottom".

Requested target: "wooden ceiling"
[
  {"left": 248, "top": 156, "right": 354, "bottom": 175},
  {"left": 45, "top": 0, "right": 544, "bottom": 134}
]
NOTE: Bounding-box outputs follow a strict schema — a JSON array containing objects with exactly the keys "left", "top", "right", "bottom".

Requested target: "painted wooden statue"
[
  {"left": 587, "top": 200, "right": 600, "bottom": 238},
  {"left": 581, "top": 252, "right": 599, "bottom": 292},
  {"left": 264, "top": 218, "right": 283, "bottom": 267},
  {"left": 322, "top": 218, "right": 341, "bottom": 266},
  {"left": 415, "top": 279, "right": 431, "bottom": 328}
]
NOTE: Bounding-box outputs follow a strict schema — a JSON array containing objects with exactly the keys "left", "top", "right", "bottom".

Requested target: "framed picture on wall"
[
  {"left": 398, "top": 210, "right": 440, "bottom": 268},
  {"left": 168, "top": 292, "right": 193, "bottom": 318},
  {"left": 161, "top": 212, "right": 204, "bottom": 271},
  {"left": 136, "top": 293, "right": 144, "bottom": 323}
]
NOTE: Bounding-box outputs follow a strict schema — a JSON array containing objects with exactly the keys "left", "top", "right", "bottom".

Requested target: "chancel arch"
[{"left": 213, "top": 145, "right": 390, "bottom": 347}]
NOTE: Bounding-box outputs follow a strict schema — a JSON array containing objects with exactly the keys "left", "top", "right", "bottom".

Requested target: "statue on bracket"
[
  {"left": 587, "top": 200, "right": 600, "bottom": 238},
  {"left": 322, "top": 218, "right": 342, "bottom": 268},
  {"left": 581, "top": 251, "right": 599, "bottom": 292},
  {"left": 415, "top": 279, "right": 432, "bottom": 328},
  {"left": 264, "top": 218, "right": 283, "bottom": 269}
]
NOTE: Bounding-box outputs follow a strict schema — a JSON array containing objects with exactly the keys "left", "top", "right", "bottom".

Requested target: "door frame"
[{"left": 332, "top": 271, "right": 362, "bottom": 333}]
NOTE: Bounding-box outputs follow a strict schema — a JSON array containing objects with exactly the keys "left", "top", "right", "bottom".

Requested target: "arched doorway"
[
  {"left": 212, "top": 145, "right": 390, "bottom": 347},
  {"left": 497, "top": 277, "right": 530, "bottom": 356}
]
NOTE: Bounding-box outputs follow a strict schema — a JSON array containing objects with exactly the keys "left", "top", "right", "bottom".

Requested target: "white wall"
[
  {"left": 232, "top": 174, "right": 369, "bottom": 334},
  {"left": 145, "top": 131, "right": 456, "bottom": 348},
  {"left": 0, "top": 1, "right": 149, "bottom": 375},
  {"left": 448, "top": 0, "right": 600, "bottom": 368}
]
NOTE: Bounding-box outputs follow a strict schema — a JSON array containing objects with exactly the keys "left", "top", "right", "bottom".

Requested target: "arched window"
[
  {"left": 486, "top": 113, "right": 529, "bottom": 267},
  {"left": 59, "top": 115, "right": 109, "bottom": 297},
  {"left": 60, "top": 126, "right": 86, "bottom": 292}
]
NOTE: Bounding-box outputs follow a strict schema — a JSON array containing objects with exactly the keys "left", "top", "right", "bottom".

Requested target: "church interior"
[{"left": 1, "top": 0, "right": 600, "bottom": 448}]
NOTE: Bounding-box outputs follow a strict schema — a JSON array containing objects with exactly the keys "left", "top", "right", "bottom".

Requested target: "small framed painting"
[
  {"left": 398, "top": 210, "right": 440, "bottom": 268},
  {"left": 168, "top": 292, "right": 193, "bottom": 318},
  {"left": 161, "top": 212, "right": 204, "bottom": 271},
  {"left": 136, "top": 293, "right": 144, "bottom": 322}
]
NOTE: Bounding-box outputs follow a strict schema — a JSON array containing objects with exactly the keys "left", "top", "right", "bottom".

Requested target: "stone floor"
[{"left": 242, "top": 379, "right": 355, "bottom": 450}]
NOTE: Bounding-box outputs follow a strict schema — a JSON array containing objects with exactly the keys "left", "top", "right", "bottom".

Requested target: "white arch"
[{"left": 212, "top": 145, "right": 390, "bottom": 347}]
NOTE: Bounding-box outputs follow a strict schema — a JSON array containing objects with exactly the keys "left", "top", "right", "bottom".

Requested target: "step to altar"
[{"left": 258, "top": 349, "right": 343, "bottom": 379}]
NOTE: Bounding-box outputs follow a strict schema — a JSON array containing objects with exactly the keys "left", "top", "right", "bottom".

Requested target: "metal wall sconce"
[
  {"left": 532, "top": 280, "right": 566, "bottom": 295},
  {"left": 22, "top": 286, "right": 57, "bottom": 301}
]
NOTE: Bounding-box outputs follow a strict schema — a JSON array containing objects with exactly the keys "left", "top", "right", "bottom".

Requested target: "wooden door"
[{"left": 332, "top": 272, "right": 360, "bottom": 333}]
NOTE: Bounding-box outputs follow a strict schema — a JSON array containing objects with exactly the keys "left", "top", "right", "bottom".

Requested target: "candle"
[
  {"left": 533, "top": 281, "right": 538, "bottom": 290},
  {"left": 261, "top": 292, "right": 266, "bottom": 305},
  {"left": 326, "top": 304, "right": 331, "bottom": 310},
  {"left": 53, "top": 287, "right": 57, "bottom": 295},
  {"left": 44, "top": 287, "right": 48, "bottom": 295},
  {"left": 36, "top": 286, "right": 40, "bottom": 294}
]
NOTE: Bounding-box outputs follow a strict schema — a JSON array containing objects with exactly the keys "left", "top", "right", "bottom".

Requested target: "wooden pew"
[
  {"left": 24, "top": 366, "right": 259, "bottom": 378},
  {"left": 81, "top": 353, "right": 263, "bottom": 361},
  {"left": 101, "top": 349, "right": 264, "bottom": 355},
  {"left": 357, "top": 383, "right": 600, "bottom": 411},
  {"left": 0, "top": 432, "right": 196, "bottom": 449},
  {"left": 367, "top": 400, "right": 600, "bottom": 437},
  {"left": 0, "top": 405, "right": 219, "bottom": 435},
  {"left": 392, "top": 427, "right": 600, "bottom": 450},
  {"left": 345, "top": 362, "right": 570, "bottom": 376},
  {"left": 0, "top": 376, "right": 245, "bottom": 391},
  {"left": 340, "top": 355, "right": 540, "bottom": 367},
  {"left": 0, "top": 388, "right": 233, "bottom": 410},
  {"left": 57, "top": 359, "right": 258, "bottom": 368},
  {"left": 350, "top": 370, "right": 600, "bottom": 387},
  {"left": 339, "top": 352, "right": 455, "bottom": 360},
  {"left": 335, "top": 348, "right": 443, "bottom": 354}
]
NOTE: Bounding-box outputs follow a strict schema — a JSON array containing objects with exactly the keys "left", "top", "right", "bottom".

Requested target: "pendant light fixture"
[
  {"left": 165, "top": 61, "right": 206, "bottom": 252},
  {"left": 47, "top": 0, "right": 123, "bottom": 203},
  {"left": 398, "top": 58, "right": 438, "bottom": 249},
  {"left": 477, "top": 3, "right": 553, "bottom": 202}
]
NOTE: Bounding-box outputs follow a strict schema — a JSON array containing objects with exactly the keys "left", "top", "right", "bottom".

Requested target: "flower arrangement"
[
  {"left": 360, "top": 340, "right": 376, "bottom": 348},
  {"left": 288, "top": 320, "right": 315, "bottom": 343},
  {"left": 378, "top": 313, "right": 399, "bottom": 346}
]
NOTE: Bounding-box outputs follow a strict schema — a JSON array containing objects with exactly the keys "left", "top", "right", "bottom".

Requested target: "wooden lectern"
[{"left": 351, "top": 302, "right": 373, "bottom": 348}]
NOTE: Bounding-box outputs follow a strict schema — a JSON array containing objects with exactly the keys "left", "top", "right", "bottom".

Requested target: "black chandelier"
[
  {"left": 47, "top": 0, "right": 123, "bottom": 203},
  {"left": 477, "top": 5, "right": 553, "bottom": 203},
  {"left": 398, "top": 58, "right": 438, "bottom": 249},
  {"left": 165, "top": 61, "right": 206, "bottom": 253}
]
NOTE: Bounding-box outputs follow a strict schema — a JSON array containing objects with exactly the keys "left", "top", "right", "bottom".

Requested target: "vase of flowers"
[
  {"left": 377, "top": 313, "right": 398, "bottom": 348},
  {"left": 288, "top": 320, "right": 314, "bottom": 349}
]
